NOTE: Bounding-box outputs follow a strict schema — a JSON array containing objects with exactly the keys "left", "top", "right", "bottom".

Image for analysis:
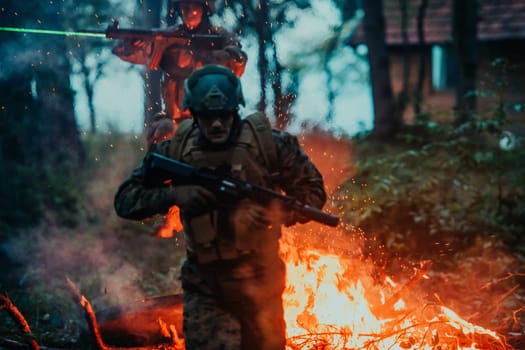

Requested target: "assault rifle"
[
  {"left": 145, "top": 153, "right": 340, "bottom": 227},
  {"left": 0, "top": 21, "right": 226, "bottom": 70},
  {"left": 87, "top": 21, "right": 227, "bottom": 69}
]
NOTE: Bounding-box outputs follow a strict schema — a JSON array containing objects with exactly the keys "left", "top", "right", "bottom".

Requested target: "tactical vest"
[{"left": 168, "top": 113, "right": 281, "bottom": 264}]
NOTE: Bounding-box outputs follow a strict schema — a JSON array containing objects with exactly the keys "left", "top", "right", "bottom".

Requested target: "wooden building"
[{"left": 349, "top": 0, "right": 525, "bottom": 126}]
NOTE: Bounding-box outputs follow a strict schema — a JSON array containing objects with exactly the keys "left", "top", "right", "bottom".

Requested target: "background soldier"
[
  {"left": 112, "top": 0, "right": 247, "bottom": 144},
  {"left": 114, "top": 65, "right": 327, "bottom": 349}
]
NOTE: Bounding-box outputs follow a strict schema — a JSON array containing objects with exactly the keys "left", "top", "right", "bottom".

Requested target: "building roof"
[{"left": 349, "top": 0, "right": 525, "bottom": 46}]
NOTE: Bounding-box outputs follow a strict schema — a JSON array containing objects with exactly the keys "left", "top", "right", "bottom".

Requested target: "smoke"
[
  {"left": 297, "top": 124, "right": 354, "bottom": 195},
  {"left": 1, "top": 135, "right": 176, "bottom": 322},
  {"left": 4, "top": 225, "right": 144, "bottom": 309},
  {"left": 0, "top": 36, "right": 44, "bottom": 81}
]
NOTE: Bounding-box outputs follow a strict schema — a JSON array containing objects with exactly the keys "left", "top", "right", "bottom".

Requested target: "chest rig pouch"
[{"left": 168, "top": 113, "right": 280, "bottom": 264}]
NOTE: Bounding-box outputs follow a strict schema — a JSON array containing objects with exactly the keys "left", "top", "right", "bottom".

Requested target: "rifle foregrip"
[{"left": 299, "top": 205, "right": 340, "bottom": 227}]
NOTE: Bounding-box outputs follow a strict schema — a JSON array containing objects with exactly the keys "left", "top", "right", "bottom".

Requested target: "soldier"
[
  {"left": 114, "top": 65, "right": 327, "bottom": 349},
  {"left": 112, "top": 0, "right": 247, "bottom": 144}
]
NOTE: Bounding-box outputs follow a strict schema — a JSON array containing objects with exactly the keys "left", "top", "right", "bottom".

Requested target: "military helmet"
[
  {"left": 182, "top": 65, "right": 245, "bottom": 114},
  {"left": 172, "top": 0, "right": 215, "bottom": 14}
]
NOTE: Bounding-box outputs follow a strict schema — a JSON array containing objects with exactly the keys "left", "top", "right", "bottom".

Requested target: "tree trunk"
[
  {"left": 272, "top": 43, "right": 289, "bottom": 129},
  {"left": 252, "top": 0, "right": 270, "bottom": 116},
  {"left": 414, "top": 0, "right": 428, "bottom": 120},
  {"left": 37, "top": 2, "right": 84, "bottom": 163},
  {"left": 452, "top": 0, "right": 478, "bottom": 125},
  {"left": 0, "top": 1, "right": 84, "bottom": 230},
  {"left": 79, "top": 58, "right": 97, "bottom": 134},
  {"left": 324, "top": 52, "right": 336, "bottom": 124},
  {"left": 363, "top": 0, "right": 400, "bottom": 140},
  {"left": 141, "top": 0, "right": 163, "bottom": 128},
  {"left": 397, "top": 0, "right": 410, "bottom": 117}
]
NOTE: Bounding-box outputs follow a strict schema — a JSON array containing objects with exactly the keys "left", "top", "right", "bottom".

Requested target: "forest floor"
[{"left": 1, "top": 131, "right": 524, "bottom": 349}]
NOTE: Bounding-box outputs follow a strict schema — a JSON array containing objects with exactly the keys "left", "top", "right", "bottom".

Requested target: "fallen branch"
[
  {"left": 286, "top": 302, "right": 514, "bottom": 350},
  {"left": 65, "top": 277, "right": 108, "bottom": 350},
  {"left": 286, "top": 330, "right": 352, "bottom": 350},
  {"left": 481, "top": 273, "right": 525, "bottom": 290},
  {"left": 0, "top": 336, "right": 65, "bottom": 350},
  {"left": 0, "top": 294, "right": 40, "bottom": 350},
  {"left": 375, "top": 260, "right": 432, "bottom": 315},
  {"left": 512, "top": 305, "right": 525, "bottom": 330},
  {"left": 468, "top": 284, "right": 520, "bottom": 323}
]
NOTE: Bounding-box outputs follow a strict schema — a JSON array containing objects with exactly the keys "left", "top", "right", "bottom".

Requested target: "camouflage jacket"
[{"left": 114, "top": 121, "right": 327, "bottom": 224}]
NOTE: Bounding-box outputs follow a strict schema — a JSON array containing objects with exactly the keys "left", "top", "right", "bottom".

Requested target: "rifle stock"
[{"left": 146, "top": 153, "right": 340, "bottom": 227}]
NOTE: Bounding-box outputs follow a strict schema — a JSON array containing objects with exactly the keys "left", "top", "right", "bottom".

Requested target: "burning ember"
[{"left": 279, "top": 227, "right": 512, "bottom": 350}]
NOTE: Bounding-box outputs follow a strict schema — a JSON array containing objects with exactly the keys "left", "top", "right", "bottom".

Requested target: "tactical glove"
[
  {"left": 112, "top": 39, "right": 152, "bottom": 63},
  {"left": 282, "top": 210, "right": 309, "bottom": 227},
  {"left": 231, "top": 199, "right": 272, "bottom": 234},
  {"left": 146, "top": 114, "right": 175, "bottom": 145},
  {"left": 169, "top": 186, "right": 216, "bottom": 217},
  {"left": 223, "top": 46, "right": 247, "bottom": 63}
]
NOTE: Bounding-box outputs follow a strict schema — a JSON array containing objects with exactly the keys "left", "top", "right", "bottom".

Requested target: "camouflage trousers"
[{"left": 181, "top": 256, "right": 286, "bottom": 350}]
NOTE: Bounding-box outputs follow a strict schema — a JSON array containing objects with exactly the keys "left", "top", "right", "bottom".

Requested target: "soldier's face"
[
  {"left": 196, "top": 112, "right": 234, "bottom": 145},
  {"left": 180, "top": 3, "right": 204, "bottom": 30}
]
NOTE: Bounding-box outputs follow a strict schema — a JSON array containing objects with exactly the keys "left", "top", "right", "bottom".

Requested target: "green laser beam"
[{"left": 0, "top": 26, "right": 106, "bottom": 38}]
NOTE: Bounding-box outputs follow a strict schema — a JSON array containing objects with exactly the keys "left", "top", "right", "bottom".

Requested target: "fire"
[
  {"left": 284, "top": 249, "right": 382, "bottom": 348},
  {"left": 280, "top": 229, "right": 511, "bottom": 350},
  {"left": 155, "top": 206, "right": 183, "bottom": 238}
]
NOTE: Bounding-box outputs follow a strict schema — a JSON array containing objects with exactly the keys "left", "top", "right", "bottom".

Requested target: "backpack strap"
[
  {"left": 243, "top": 112, "right": 280, "bottom": 180},
  {"left": 168, "top": 119, "right": 195, "bottom": 160}
]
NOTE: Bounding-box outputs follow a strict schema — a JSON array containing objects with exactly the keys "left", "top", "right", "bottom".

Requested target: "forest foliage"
[
  {"left": 335, "top": 57, "right": 525, "bottom": 264},
  {"left": 337, "top": 108, "right": 524, "bottom": 263}
]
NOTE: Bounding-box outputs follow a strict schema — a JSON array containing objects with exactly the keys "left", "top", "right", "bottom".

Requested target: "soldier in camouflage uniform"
[
  {"left": 114, "top": 65, "right": 327, "bottom": 350},
  {"left": 112, "top": 0, "right": 247, "bottom": 145}
]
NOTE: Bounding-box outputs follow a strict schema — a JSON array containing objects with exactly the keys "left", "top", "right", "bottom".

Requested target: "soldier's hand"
[
  {"left": 224, "top": 46, "right": 246, "bottom": 63},
  {"left": 171, "top": 186, "right": 216, "bottom": 216},
  {"left": 282, "top": 210, "right": 309, "bottom": 227},
  {"left": 231, "top": 199, "right": 271, "bottom": 234},
  {"left": 147, "top": 117, "right": 175, "bottom": 145},
  {"left": 112, "top": 39, "right": 152, "bottom": 62},
  {"left": 177, "top": 48, "right": 193, "bottom": 68},
  {"left": 210, "top": 47, "right": 244, "bottom": 64},
  {"left": 132, "top": 39, "right": 147, "bottom": 48}
]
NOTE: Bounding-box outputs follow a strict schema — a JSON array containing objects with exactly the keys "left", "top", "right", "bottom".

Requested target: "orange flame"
[
  {"left": 280, "top": 229, "right": 511, "bottom": 350},
  {"left": 155, "top": 206, "right": 183, "bottom": 238}
]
